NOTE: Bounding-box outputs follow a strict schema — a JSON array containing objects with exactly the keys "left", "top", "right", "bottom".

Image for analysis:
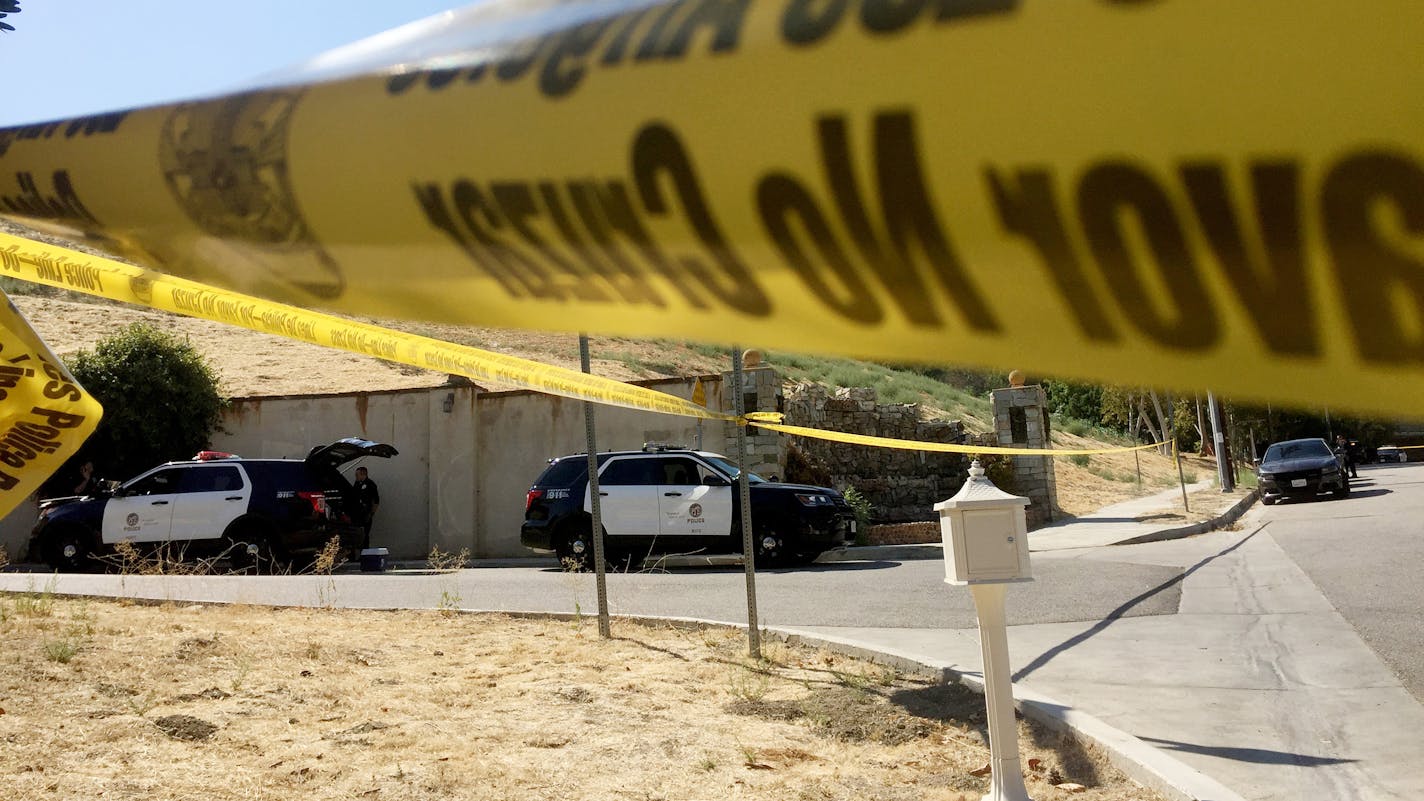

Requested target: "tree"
[
  {"left": 0, "top": 1, "right": 21, "bottom": 34},
  {"left": 1100, "top": 386, "right": 1198, "bottom": 454},
  {"left": 62, "top": 323, "right": 225, "bottom": 483},
  {"left": 1044, "top": 379, "right": 1102, "bottom": 424}
]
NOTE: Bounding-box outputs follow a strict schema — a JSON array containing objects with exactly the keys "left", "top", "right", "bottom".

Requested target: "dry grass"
[{"left": 0, "top": 596, "right": 1168, "bottom": 801}]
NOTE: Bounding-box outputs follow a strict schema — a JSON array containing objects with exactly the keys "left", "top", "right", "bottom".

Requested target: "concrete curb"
[{"left": 1114, "top": 490, "right": 1260, "bottom": 546}]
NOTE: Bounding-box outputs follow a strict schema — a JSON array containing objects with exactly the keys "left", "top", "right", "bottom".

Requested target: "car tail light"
[
  {"left": 526, "top": 489, "right": 544, "bottom": 511},
  {"left": 297, "top": 491, "right": 328, "bottom": 517}
]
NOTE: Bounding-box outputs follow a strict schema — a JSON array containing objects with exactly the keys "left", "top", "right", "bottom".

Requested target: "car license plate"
[{"left": 1291, "top": 478, "right": 1308, "bottom": 488}]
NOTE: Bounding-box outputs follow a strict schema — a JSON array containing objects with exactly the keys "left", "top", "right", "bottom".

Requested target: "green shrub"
[
  {"left": 841, "top": 487, "right": 874, "bottom": 545},
  {"left": 1068, "top": 453, "right": 1091, "bottom": 467},
  {"left": 63, "top": 323, "right": 224, "bottom": 482}
]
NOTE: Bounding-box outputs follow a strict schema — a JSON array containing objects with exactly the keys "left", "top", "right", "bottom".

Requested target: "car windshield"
[
  {"left": 1264, "top": 441, "right": 1332, "bottom": 461},
  {"left": 701, "top": 455, "right": 766, "bottom": 484}
]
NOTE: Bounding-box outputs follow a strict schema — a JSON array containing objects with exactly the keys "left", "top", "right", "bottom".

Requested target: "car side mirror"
[{"left": 702, "top": 474, "right": 730, "bottom": 487}]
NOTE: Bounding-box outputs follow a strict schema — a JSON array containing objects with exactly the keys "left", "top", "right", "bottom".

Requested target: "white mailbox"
[{"left": 934, "top": 460, "right": 1032, "bottom": 585}]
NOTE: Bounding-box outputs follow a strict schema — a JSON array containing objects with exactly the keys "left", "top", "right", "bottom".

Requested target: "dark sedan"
[{"left": 1257, "top": 438, "right": 1349, "bottom": 505}]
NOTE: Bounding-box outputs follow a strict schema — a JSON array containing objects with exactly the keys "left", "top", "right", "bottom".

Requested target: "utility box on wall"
[{"left": 934, "top": 461, "right": 1032, "bottom": 585}]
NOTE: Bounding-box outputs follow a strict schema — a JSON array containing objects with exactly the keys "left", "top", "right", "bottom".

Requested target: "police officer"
[
  {"left": 1335, "top": 435, "right": 1358, "bottom": 479},
  {"left": 352, "top": 466, "right": 380, "bottom": 550}
]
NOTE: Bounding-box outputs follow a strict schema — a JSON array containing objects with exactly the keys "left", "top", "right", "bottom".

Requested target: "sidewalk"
[
  {"left": 820, "top": 480, "right": 1243, "bottom": 562},
  {"left": 783, "top": 494, "right": 1424, "bottom": 801}
]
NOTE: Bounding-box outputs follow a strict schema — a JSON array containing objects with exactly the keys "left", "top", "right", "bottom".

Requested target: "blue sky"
[{"left": 0, "top": 0, "right": 470, "bottom": 126}]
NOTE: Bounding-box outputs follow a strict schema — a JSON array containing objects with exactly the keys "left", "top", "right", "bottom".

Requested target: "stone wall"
[
  {"left": 991, "top": 385, "right": 1057, "bottom": 528},
  {"left": 782, "top": 383, "right": 969, "bottom": 522},
  {"left": 719, "top": 366, "right": 784, "bottom": 479}
]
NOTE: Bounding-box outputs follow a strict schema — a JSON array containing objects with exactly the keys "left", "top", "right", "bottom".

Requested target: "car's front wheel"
[
  {"left": 223, "top": 522, "right": 278, "bottom": 574},
  {"left": 752, "top": 527, "right": 790, "bottom": 569},
  {"left": 1333, "top": 479, "right": 1351, "bottom": 499},
  {"left": 42, "top": 524, "right": 99, "bottom": 572}
]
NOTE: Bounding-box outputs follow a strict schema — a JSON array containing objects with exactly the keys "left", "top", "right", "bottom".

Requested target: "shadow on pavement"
[
  {"left": 1270, "top": 488, "right": 1390, "bottom": 505},
  {"left": 538, "top": 560, "right": 903, "bottom": 575},
  {"left": 1013, "top": 525, "right": 1265, "bottom": 682},
  {"left": 1138, "top": 736, "right": 1357, "bottom": 767}
]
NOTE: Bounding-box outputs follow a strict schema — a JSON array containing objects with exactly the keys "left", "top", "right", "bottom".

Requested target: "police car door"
[
  {"left": 171, "top": 464, "right": 249, "bottom": 543},
  {"left": 590, "top": 457, "right": 660, "bottom": 538},
  {"left": 657, "top": 456, "right": 733, "bottom": 539},
  {"left": 101, "top": 467, "right": 182, "bottom": 544}
]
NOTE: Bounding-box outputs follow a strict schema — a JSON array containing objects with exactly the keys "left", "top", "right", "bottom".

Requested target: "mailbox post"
[{"left": 934, "top": 460, "right": 1034, "bottom": 801}]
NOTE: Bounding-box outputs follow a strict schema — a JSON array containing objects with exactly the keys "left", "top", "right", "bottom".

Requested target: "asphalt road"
[{"left": 1256, "top": 460, "right": 1424, "bottom": 702}]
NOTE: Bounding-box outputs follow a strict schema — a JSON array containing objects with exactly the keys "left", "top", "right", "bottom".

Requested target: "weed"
[
  {"left": 14, "top": 576, "right": 57, "bottom": 617},
  {"left": 43, "top": 639, "right": 79, "bottom": 663},
  {"left": 125, "top": 690, "right": 159, "bottom": 717},
  {"left": 316, "top": 577, "right": 339, "bottom": 609},
  {"left": 427, "top": 546, "right": 469, "bottom": 572},
  {"left": 104, "top": 540, "right": 221, "bottom": 576},
  {"left": 230, "top": 654, "right": 254, "bottom": 694},
  {"left": 437, "top": 589, "right": 462, "bottom": 616},
  {"left": 873, "top": 665, "right": 899, "bottom": 687},
  {"left": 831, "top": 668, "right": 871, "bottom": 692},
  {"left": 0, "top": 544, "right": 9, "bottom": 570},
  {"left": 309, "top": 536, "right": 342, "bottom": 575},
  {"left": 728, "top": 663, "right": 771, "bottom": 702},
  {"left": 1069, "top": 453, "right": 1092, "bottom": 467},
  {"left": 43, "top": 625, "right": 87, "bottom": 663},
  {"left": 71, "top": 601, "right": 97, "bottom": 635},
  {"left": 304, "top": 640, "right": 321, "bottom": 660},
  {"left": 697, "top": 756, "right": 717, "bottom": 772}
]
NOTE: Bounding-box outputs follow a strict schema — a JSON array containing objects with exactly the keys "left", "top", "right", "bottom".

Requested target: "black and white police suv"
[
  {"left": 30, "top": 438, "right": 397, "bottom": 572},
  {"left": 521, "top": 445, "right": 857, "bottom": 569}
]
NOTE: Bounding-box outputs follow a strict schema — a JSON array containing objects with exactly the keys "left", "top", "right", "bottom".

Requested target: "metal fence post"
[
  {"left": 579, "top": 334, "right": 610, "bottom": 639},
  {"left": 732, "top": 346, "right": 761, "bottom": 659}
]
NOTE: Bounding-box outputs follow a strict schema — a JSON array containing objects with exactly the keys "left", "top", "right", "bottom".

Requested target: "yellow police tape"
[
  {"left": 744, "top": 413, "right": 1160, "bottom": 456},
  {"left": 0, "top": 229, "right": 1158, "bottom": 487},
  {"left": 0, "top": 231, "right": 722, "bottom": 422},
  {"left": 0, "top": 0, "right": 1421, "bottom": 420},
  {"left": 0, "top": 294, "right": 102, "bottom": 514}
]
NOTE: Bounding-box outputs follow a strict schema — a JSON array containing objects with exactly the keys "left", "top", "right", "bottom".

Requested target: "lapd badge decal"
[{"left": 159, "top": 91, "right": 344, "bottom": 298}]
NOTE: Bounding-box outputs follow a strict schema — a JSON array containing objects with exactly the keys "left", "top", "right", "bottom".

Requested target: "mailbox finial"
[{"left": 968, "top": 459, "right": 986, "bottom": 479}]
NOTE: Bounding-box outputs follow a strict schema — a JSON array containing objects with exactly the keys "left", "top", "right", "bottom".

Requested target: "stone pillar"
[
  {"left": 990, "top": 384, "right": 1057, "bottom": 528},
  {"left": 720, "top": 365, "right": 784, "bottom": 479}
]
